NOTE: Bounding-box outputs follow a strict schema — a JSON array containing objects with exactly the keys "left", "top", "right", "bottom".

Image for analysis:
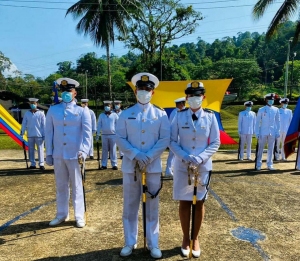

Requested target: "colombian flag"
[
  {"left": 284, "top": 98, "right": 300, "bottom": 158},
  {"left": 127, "top": 79, "right": 237, "bottom": 145}
]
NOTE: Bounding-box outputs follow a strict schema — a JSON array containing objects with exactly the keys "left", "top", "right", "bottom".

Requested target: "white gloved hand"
[
  {"left": 256, "top": 134, "right": 260, "bottom": 139},
  {"left": 191, "top": 155, "right": 203, "bottom": 166},
  {"left": 138, "top": 160, "right": 146, "bottom": 170},
  {"left": 135, "top": 152, "right": 150, "bottom": 165},
  {"left": 46, "top": 155, "right": 53, "bottom": 166},
  {"left": 182, "top": 154, "right": 194, "bottom": 164},
  {"left": 78, "top": 151, "right": 87, "bottom": 163},
  {"left": 96, "top": 135, "right": 100, "bottom": 141}
]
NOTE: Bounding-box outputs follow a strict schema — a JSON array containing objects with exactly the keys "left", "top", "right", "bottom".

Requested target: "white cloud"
[{"left": 3, "top": 63, "right": 19, "bottom": 77}]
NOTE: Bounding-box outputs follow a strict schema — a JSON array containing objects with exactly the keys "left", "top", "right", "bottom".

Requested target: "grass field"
[{"left": 1, "top": 105, "right": 295, "bottom": 150}]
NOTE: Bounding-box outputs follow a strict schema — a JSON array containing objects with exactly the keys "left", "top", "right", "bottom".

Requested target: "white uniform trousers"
[
  {"left": 275, "top": 132, "right": 287, "bottom": 160},
  {"left": 53, "top": 158, "right": 85, "bottom": 221},
  {"left": 122, "top": 171, "right": 160, "bottom": 249},
  {"left": 296, "top": 143, "right": 300, "bottom": 169},
  {"left": 239, "top": 134, "right": 253, "bottom": 160},
  {"left": 89, "top": 136, "right": 94, "bottom": 156},
  {"left": 256, "top": 135, "right": 276, "bottom": 168},
  {"left": 28, "top": 137, "right": 44, "bottom": 166},
  {"left": 165, "top": 150, "right": 174, "bottom": 175},
  {"left": 101, "top": 134, "right": 117, "bottom": 167}
]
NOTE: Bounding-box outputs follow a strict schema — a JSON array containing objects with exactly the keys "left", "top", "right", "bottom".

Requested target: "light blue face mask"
[
  {"left": 30, "top": 104, "right": 37, "bottom": 110},
  {"left": 115, "top": 105, "right": 120, "bottom": 110},
  {"left": 61, "top": 92, "right": 73, "bottom": 103},
  {"left": 283, "top": 104, "right": 288, "bottom": 109},
  {"left": 246, "top": 107, "right": 251, "bottom": 111},
  {"left": 104, "top": 106, "right": 111, "bottom": 112},
  {"left": 267, "top": 100, "right": 274, "bottom": 106}
]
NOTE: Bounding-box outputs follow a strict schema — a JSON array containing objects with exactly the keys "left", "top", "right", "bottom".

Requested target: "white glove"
[
  {"left": 46, "top": 155, "right": 53, "bottom": 166},
  {"left": 135, "top": 152, "right": 150, "bottom": 165},
  {"left": 78, "top": 151, "right": 87, "bottom": 162},
  {"left": 96, "top": 135, "right": 100, "bottom": 141},
  {"left": 191, "top": 155, "right": 203, "bottom": 166},
  {"left": 256, "top": 134, "right": 260, "bottom": 139},
  {"left": 138, "top": 160, "right": 146, "bottom": 170},
  {"left": 182, "top": 154, "right": 194, "bottom": 164}
]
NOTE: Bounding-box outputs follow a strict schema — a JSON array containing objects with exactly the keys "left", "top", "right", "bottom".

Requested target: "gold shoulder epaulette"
[
  {"left": 203, "top": 108, "right": 214, "bottom": 113},
  {"left": 153, "top": 104, "right": 165, "bottom": 111}
]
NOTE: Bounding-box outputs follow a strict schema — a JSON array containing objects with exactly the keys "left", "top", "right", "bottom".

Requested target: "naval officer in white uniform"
[
  {"left": 45, "top": 78, "right": 92, "bottom": 228},
  {"left": 255, "top": 93, "right": 280, "bottom": 170},
  {"left": 170, "top": 81, "right": 220, "bottom": 258},
  {"left": 275, "top": 98, "right": 293, "bottom": 161},
  {"left": 96, "top": 101, "right": 119, "bottom": 170},
  {"left": 20, "top": 98, "right": 46, "bottom": 170},
  {"left": 81, "top": 99, "right": 97, "bottom": 159},
  {"left": 165, "top": 97, "right": 186, "bottom": 177},
  {"left": 238, "top": 101, "right": 256, "bottom": 160},
  {"left": 116, "top": 72, "right": 170, "bottom": 259}
]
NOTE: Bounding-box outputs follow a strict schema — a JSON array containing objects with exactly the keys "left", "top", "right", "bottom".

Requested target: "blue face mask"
[
  {"left": 246, "top": 107, "right": 251, "bottom": 111},
  {"left": 283, "top": 104, "right": 288, "bottom": 109},
  {"left": 61, "top": 92, "right": 73, "bottom": 103},
  {"left": 104, "top": 106, "right": 111, "bottom": 112},
  {"left": 115, "top": 105, "right": 120, "bottom": 110},
  {"left": 30, "top": 104, "right": 37, "bottom": 110},
  {"left": 267, "top": 100, "right": 274, "bottom": 106}
]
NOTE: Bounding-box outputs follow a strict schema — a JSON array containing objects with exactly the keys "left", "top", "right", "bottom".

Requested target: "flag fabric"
[
  {"left": 284, "top": 98, "right": 300, "bottom": 158},
  {"left": 52, "top": 81, "right": 59, "bottom": 104}
]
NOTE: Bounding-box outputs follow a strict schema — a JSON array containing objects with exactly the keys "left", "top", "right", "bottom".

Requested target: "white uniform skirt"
[{"left": 173, "top": 160, "right": 211, "bottom": 201}]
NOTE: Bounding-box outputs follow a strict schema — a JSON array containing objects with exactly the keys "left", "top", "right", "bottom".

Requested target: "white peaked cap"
[
  {"left": 174, "top": 97, "right": 186, "bottom": 103},
  {"left": 81, "top": 99, "right": 89, "bottom": 102},
  {"left": 56, "top": 77, "right": 80, "bottom": 88},
  {"left": 131, "top": 72, "right": 159, "bottom": 88},
  {"left": 114, "top": 100, "right": 122, "bottom": 103},
  {"left": 264, "top": 93, "right": 275, "bottom": 99},
  {"left": 103, "top": 100, "right": 112, "bottom": 104},
  {"left": 280, "top": 98, "right": 289, "bottom": 103},
  {"left": 28, "top": 98, "right": 39, "bottom": 102},
  {"left": 244, "top": 101, "right": 253, "bottom": 106}
]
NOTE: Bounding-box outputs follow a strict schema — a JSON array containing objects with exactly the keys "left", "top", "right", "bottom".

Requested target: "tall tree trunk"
[{"left": 106, "top": 43, "right": 112, "bottom": 100}]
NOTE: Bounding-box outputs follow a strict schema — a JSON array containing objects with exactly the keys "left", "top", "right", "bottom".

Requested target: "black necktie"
[{"left": 192, "top": 113, "right": 198, "bottom": 121}]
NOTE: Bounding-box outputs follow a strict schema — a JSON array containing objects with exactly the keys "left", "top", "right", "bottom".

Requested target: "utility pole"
[
  {"left": 85, "top": 70, "right": 88, "bottom": 98},
  {"left": 284, "top": 39, "right": 292, "bottom": 98},
  {"left": 159, "top": 33, "right": 162, "bottom": 81},
  {"left": 290, "top": 52, "right": 297, "bottom": 99}
]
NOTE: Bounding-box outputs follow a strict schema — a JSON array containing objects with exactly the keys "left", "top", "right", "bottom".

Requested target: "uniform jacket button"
[
  {"left": 63, "top": 143, "right": 66, "bottom": 145},
  {"left": 142, "top": 130, "right": 145, "bottom": 133},
  {"left": 141, "top": 142, "right": 145, "bottom": 145}
]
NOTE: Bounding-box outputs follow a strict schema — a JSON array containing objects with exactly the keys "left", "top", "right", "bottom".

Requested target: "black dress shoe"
[
  {"left": 112, "top": 166, "right": 118, "bottom": 170},
  {"left": 89, "top": 156, "right": 94, "bottom": 159},
  {"left": 120, "top": 156, "right": 123, "bottom": 159},
  {"left": 100, "top": 166, "right": 107, "bottom": 170},
  {"left": 29, "top": 166, "right": 36, "bottom": 169},
  {"left": 40, "top": 166, "right": 45, "bottom": 170}
]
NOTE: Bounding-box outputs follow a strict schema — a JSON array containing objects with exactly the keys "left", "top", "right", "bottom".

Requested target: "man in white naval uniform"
[
  {"left": 275, "top": 98, "right": 293, "bottom": 161},
  {"left": 165, "top": 97, "right": 186, "bottom": 177},
  {"left": 255, "top": 93, "right": 280, "bottom": 170},
  {"left": 170, "top": 81, "right": 220, "bottom": 258},
  {"left": 45, "top": 78, "right": 91, "bottom": 228},
  {"left": 96, "top": 101, "right": 119, "bottom": 170},
  {"left": 116, "top": 72, "right": 170, "bottom": 259},
  {"left": 238, "top": 101, "right": 256, "bottom": 160},
  {"left": 113, "top": 100, "right": 124, "bottom": 159},
  {"left": 20, "top": 98, "right": 46, "bottom": 170},
  {"left": 81, "top": 99, "right": 97, "bottom": 159}
]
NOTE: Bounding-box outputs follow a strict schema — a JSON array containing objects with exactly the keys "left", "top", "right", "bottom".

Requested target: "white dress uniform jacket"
[
  {"left": 45, "top": 101, "right": 91, "bottom": 159},
  {"left": 21, "top": 109, "right": 45, "bottom": 138},
  {"left": 170, "top": 108, "right": 220, "bottom": 200},
  {"left": 21, "top": 109, "right": 46, "bottom": 167},
  {"left": 88, "top": 108, "right": 97, "bottom": 156}
]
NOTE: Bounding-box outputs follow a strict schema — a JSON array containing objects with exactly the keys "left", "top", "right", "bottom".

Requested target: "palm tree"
[
  {"left": 253, "top": 0, "right": 300, "bottom": 45},
  {"left": 66, "top": 0, "right": 141, "bottom": 99}
]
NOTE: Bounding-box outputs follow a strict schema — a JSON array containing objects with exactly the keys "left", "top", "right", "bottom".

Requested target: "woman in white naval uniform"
[
  {"left": 45, "top": 78, "right": 91, "bottom": 228},
  {"left": 275, "top": 98, "right": 292, "bottom": 161},
  {"left": 255, "top": 93, "right": 280, "bottom": 170},
  {"left": 20, "top": 98, "right": 46, "bottom": 169},
  {"left": 238, "top": 101, "right": 256, "bottom": 160},
  {"left": 116, "top": 73, "right": 170, "bottom": 259},
  {"left": 170, "top": 81, "right": 220, "bottom": 258},
  {"left": 165, "top": 97, "right": 186, "bottom": 177},
  {"left": 113, "top": 100, "right": 124, "bottom": 159}
]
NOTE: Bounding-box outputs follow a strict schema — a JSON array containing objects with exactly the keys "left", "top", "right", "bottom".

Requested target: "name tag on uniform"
[
  {"left": 182, "top": 127, "right": 190, "bottom": 129},
  {"left": 128, "top": 117, "right": 136, "bottom": 119}
]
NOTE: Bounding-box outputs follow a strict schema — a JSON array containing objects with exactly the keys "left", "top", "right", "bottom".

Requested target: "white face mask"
[
  {"left": 137, "top": 90, "right": 152, "bottom": 104},
  {"left": 187, "top": 96, "right": 203, "bottom": 109}
]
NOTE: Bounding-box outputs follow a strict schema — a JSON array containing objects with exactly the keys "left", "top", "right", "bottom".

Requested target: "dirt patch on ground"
[{"left": 0, "top": 149, "right": 299, "bottom": 261}]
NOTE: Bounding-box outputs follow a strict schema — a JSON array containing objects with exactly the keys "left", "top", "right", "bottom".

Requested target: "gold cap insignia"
[
  {"left": 141, "top": 75, "right": 149, "bottom": 82},
  {"left": 61, "top": 80, "right": 68, "bottom": 86},
  {"left": 191, "top": 81, "right": 199, "bottom": 88}
]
